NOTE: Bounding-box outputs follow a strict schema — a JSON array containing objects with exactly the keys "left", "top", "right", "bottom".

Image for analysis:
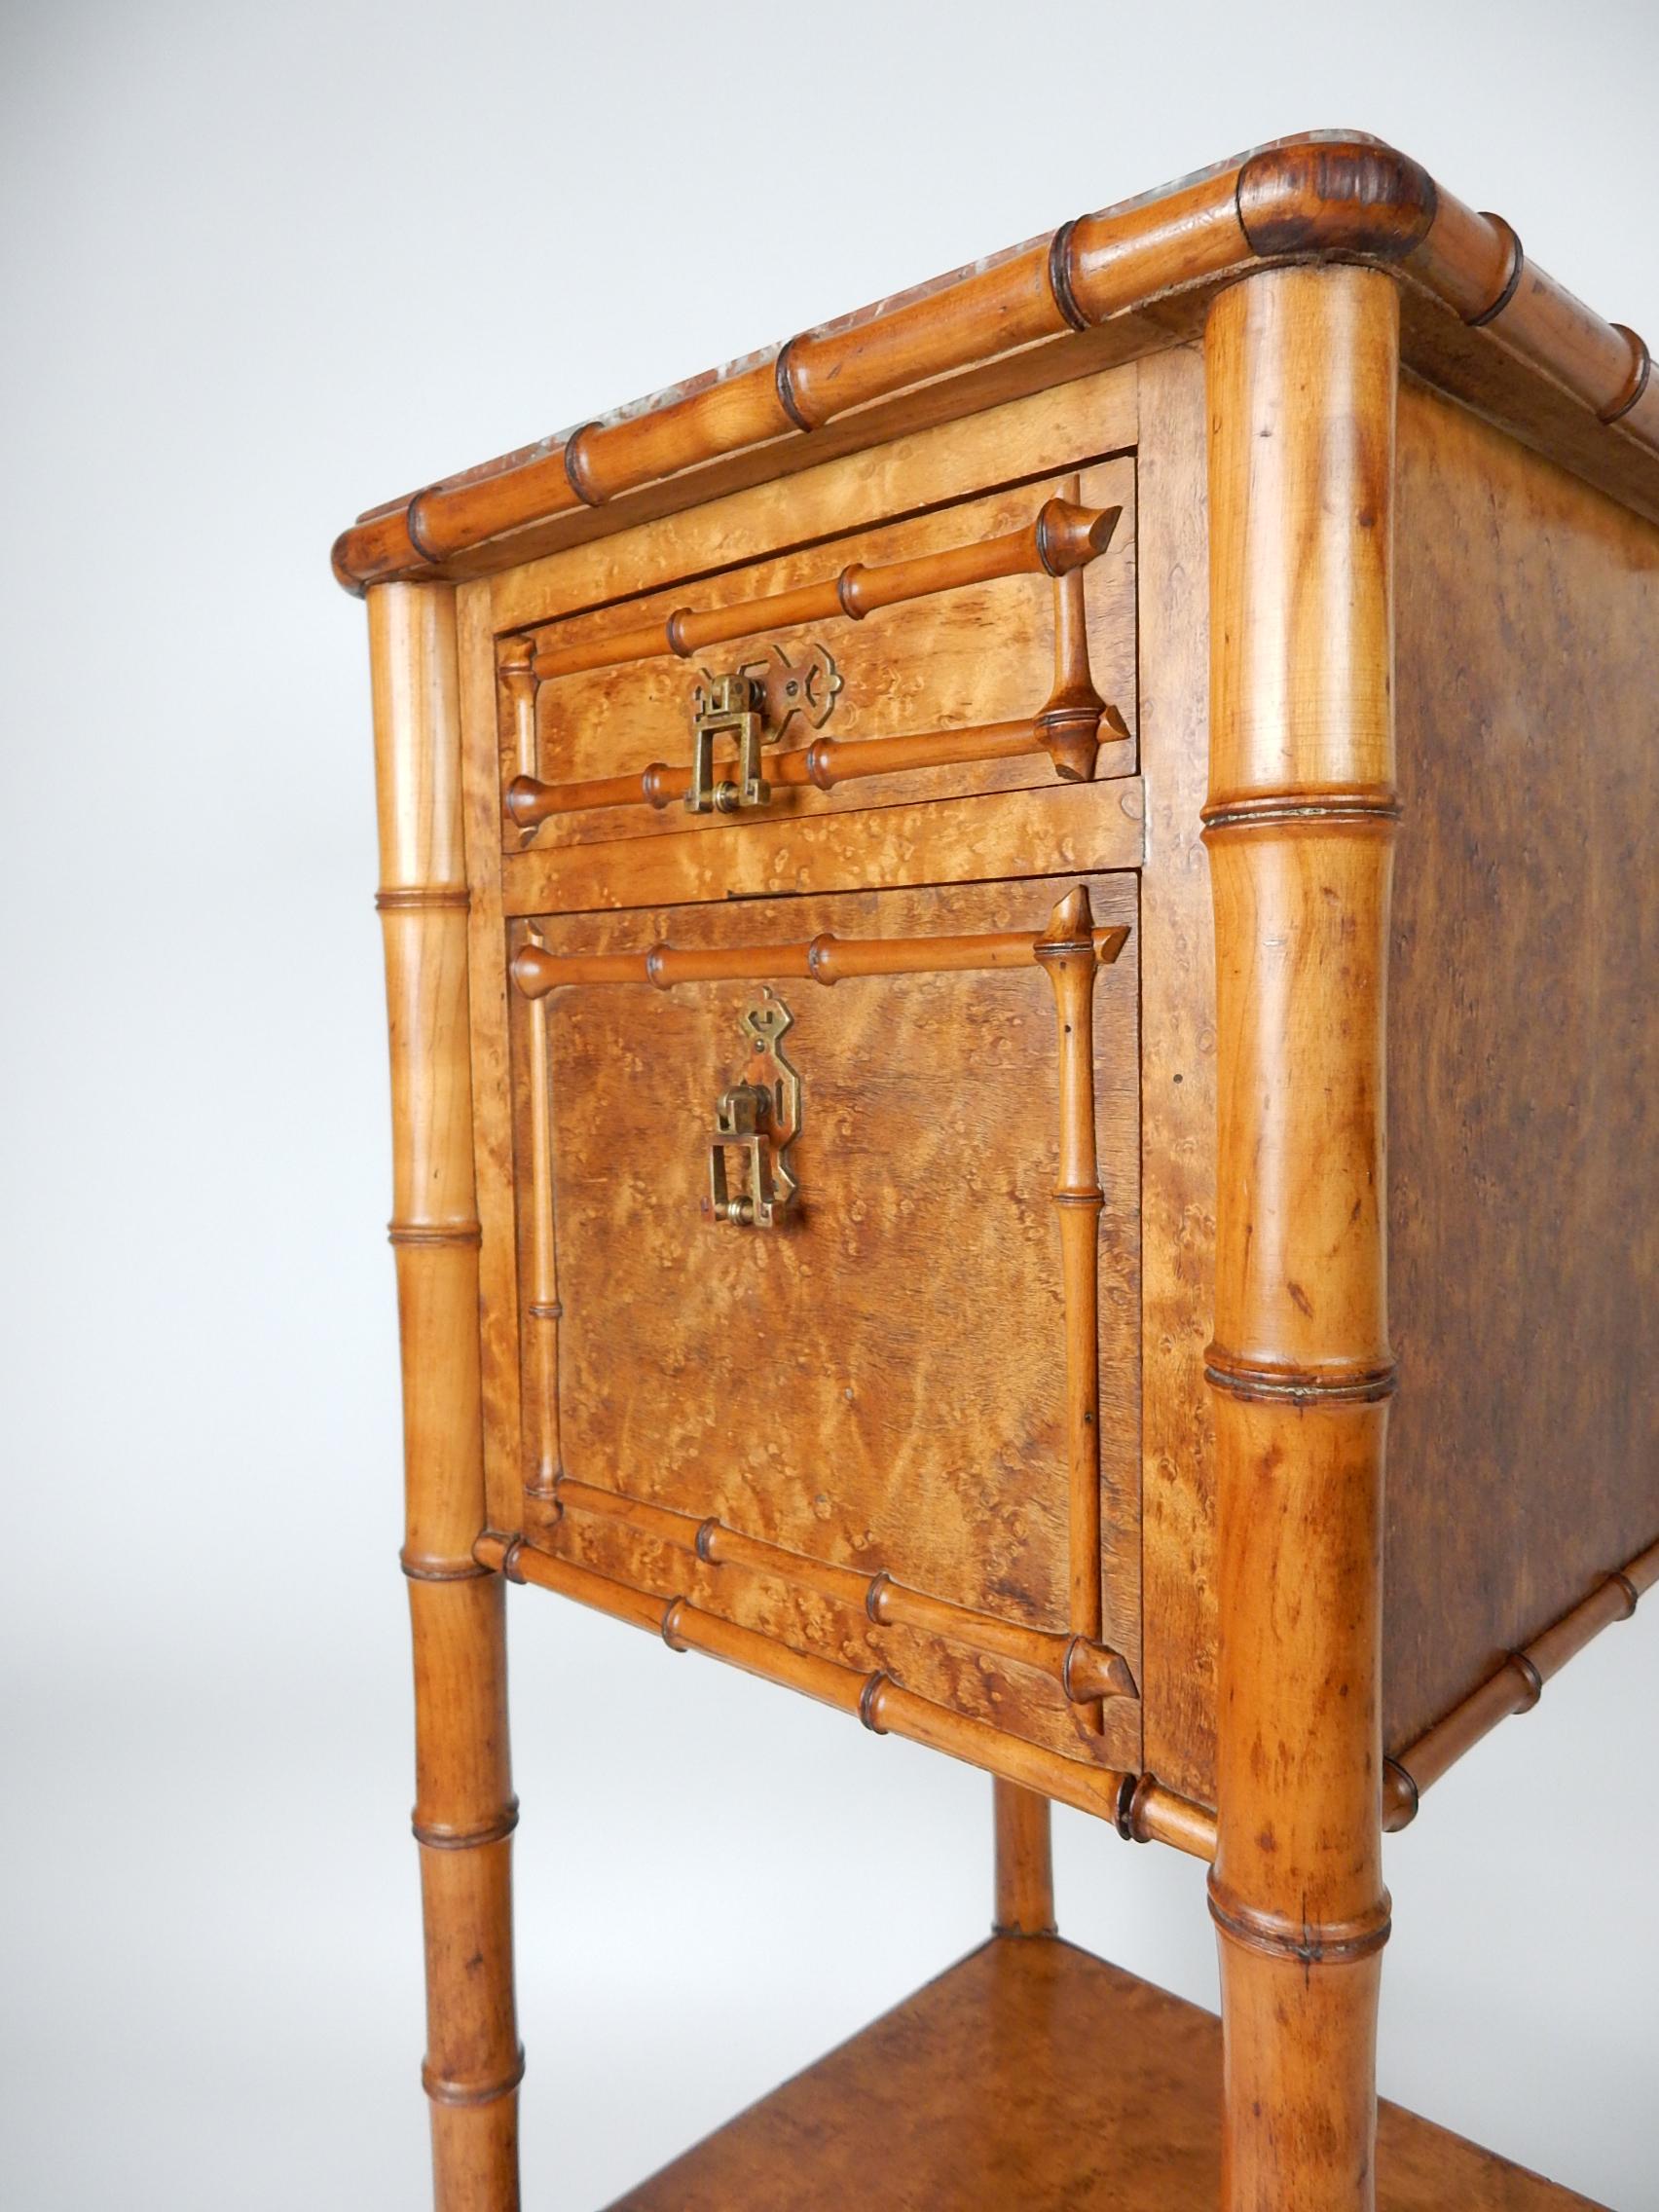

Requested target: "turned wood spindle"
[
  {"left": 1036, "top": 472, "right": 1110, "bottom": 781},
  {"left": 993, "top": 1780, "right": 1056, "bottom": 1936},
  {"left": 1035, "top": 886, "right": 1107, "bottom": 1726},
  {"left": 521, "top": 922, "right": 564, "bottom": 1511}
]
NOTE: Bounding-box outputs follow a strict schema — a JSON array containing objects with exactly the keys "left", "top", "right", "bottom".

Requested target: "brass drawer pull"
[
  {"left": 686, "top": 643, "right": 841, "bottom": 816},
  {"left": 707, "top": 998, "right": 801, "bottom": 1226}
]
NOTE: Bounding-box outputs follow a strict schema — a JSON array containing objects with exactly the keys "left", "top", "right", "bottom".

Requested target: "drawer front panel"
[
  {"left": 507, "top": 872, "right": 1141, "bottom": 1772},
  {"left": 499, "top": 457, "right": 1136, "bottom": 875}
]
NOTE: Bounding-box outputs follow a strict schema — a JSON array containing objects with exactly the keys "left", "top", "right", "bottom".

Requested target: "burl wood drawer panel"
[{"left": 505, "top": 872, "right": 1142, "bottom": 1775}]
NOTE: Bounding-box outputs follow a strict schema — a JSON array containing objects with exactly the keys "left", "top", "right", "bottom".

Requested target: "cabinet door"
[{"left": 506, "top": 871, "right": 1141, "bottom": 1775}]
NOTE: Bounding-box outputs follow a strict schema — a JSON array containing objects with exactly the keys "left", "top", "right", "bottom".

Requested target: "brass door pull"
[
  {"left": 707, "top": 998, "right": 801, "bottom": 1226},
  {"left": 685, "top": 643, "right": 841, "bottom": 815}
]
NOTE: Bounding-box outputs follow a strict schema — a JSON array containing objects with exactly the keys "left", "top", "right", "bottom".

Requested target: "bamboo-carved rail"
[
  {"left": 1383, "top": 1536, "right": 1659, "bottom": 1829},
  {"left": 522, "top": 923, "right": 563, "bottom": 1503},
  {"left": 511, "top": 919, "right": 1128, "bottom": 999},
  {"left": 549, "top": 1474, "right": 1136, "bottom": 1705},
  {"left": 334, "top": 137, "right": 1659, "bottom": 599},
  {"left": 525, "top": 498, "right": 1119, "bottom": 685},
  {"left": 503, "top": 475, "right": 1124, "bottom": 830},
  {"left": 474, "top": 1530, "right": 1213, "bottom": 1860},
  {"left": 1035, "top": 888, "right": 1107, "bottom": 1731}
]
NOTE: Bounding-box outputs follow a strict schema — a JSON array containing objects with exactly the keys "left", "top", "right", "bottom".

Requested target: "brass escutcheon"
[{"left": 707, "top": 995, "right": 801, "bottom": 1227}]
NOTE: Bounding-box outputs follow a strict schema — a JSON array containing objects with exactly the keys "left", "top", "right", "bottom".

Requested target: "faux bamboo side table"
[{"left": 333, "top": 131, "right": 1658, "bottom": 2211}]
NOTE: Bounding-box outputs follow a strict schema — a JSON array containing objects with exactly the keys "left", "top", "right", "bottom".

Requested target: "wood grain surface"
[
  {"left": 1384, "top": 380, "right": 1659, "bottom": 1751},
  {"left": 607, "top": 1938, "right": 1604, "bottom": 2212},
  {"left": 507, "top": 460, "right": 1135, "bottom": 856},
  {"left": 512, "top": 872, "right": 1141, "bottom": 1775}
]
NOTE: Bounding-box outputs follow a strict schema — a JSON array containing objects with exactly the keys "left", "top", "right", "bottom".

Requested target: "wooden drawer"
[
  {"left": 502, "top": 870, "right": 1142, "bottom": 1776},
  {"left": 495, "top": 455, "right": 1136, "bottom": 903}
]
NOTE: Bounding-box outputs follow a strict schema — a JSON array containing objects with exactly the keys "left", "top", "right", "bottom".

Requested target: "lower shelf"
[{"left": 606, "top": 1936, "right": 1602, "bottom": 2210}]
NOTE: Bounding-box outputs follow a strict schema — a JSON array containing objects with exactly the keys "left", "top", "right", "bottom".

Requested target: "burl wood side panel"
[
  {"left": 515, "top": 873, "right": 1140, "bottom": 1773},
  {"left": 608, "top": 1938, "right": 1602, "bottom": 2212},
  {"left": 1385, "top": 382, "right": 1659, "bottom": 1751}
]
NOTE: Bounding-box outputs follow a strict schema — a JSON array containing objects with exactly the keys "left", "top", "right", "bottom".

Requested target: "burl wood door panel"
[
  {"left": 501, "top": 458, "right": 1135, "bottom": 858},
  {"left": 509, "top": 872, "right": 1142, "bottom": 1773}
]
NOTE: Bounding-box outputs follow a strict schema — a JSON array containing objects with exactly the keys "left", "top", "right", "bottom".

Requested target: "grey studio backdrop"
[{"left": 2, "top": 5, "right": 1656, "bottom": 2208}]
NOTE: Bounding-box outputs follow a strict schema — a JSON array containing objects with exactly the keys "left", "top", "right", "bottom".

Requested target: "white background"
[{"left": 3, "top": 4, "right": 1656, "bottom": 2207}]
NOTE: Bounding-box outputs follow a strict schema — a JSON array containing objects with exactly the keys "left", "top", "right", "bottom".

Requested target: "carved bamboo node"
[
  {"left": 1603, "top": 327, "right": 1652, "bottom": 424},
  {"left": 400, "top": 1548, "right": 492, "bottom": 1583},
  {"left": 1202, "top": 1349, "right": 1399, "bottom": 1405},
  {"left": 694, "top": 1517, "right": 722, "bottom": 1563},
  {"left": 660, "top": 1597, "right": 691, "bottom": 1652},
  {"left": 412, "top": 1803, "right": 521, "bottom": 1850},
  {"left": 421, "top": 2051, "right": 527, "bottom": 2109},
  {"left": 498, "top": 1535, "right": 528, "bottom": 1585},
  {"left": 1111, "top": 1771, "right": 1141, "bottom": 1841},
  {"left": 1611, "top": 1570, "right": 1641, "bottom": 1616},
  {"left": 1506, "top": 1649, "right": 1545, "bottom": 1711},
  {"left": 805, "top": 933, "right": 838, "bottom": 982},
  {"left": 561, "top": 424, "right": 605, "bottom": 505},
  {"left": 526, "top": 1301, "right": 563, "bottom": 1321},
  {"left": 1199, "top": 793, "right": 1402, "bottom": 834},
  {"left": 773, "top": 341, "right": 814, "bottom": 432},
  {"left": 858, "top": 1672, "right": 891, "bottom": 1734},
  {"left": 1207, "top": 1882, "right": 1393, "bottom": 1968},
  {"left": 387, "top": 1218, "right": 484, "bottom": 1248},
  {"left": 1466, "top": 213, "right": 1524, "bottom": 326},
  {"left": 375, "top": 886, "right": 471, "bottom": 911},
  {"left": 864, "top": 1569, "right": 894, "bottom": 1625},
  {"left": 1047, "top": 217, "right": 1089, "bottom": 332}
]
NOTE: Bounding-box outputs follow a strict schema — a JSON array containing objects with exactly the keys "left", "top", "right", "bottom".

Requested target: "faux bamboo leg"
[
  {"left": 992, "top": 1781, "right": 1056, "bottom": 1936},
  {"left": 371, "top": 582, "right": 523, "bottom": 2211},
  {"left": 1203, "top": 267, "right": 1400, "bottom": 2212}
]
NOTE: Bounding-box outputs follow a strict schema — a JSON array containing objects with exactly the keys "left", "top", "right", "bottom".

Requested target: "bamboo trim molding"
[
  {"left": 545, "top": 1473, "right": 1137, "bottom": 1707},
  {"left": 1382, "top": 1536, "right": 1659, "bottom": 1830},
  {"left": 510, "top": 919, "right": 1128, "bottom": 999},
  {"left": 333, "top": 132, "right": 1659, "bottom": 594},
  {"left": 522, "top": 923, "right": 563, "bottom": 1503},
  {"left": 474, "top": 1531, "right": 1215, "bottom": 1862},
  {"left": 504, "top": 711, "right": 1068, "bottom": 827},
  {"left": 1034, "top": 886, "right": 1107, "bottom": 1724},
  {"left": 525, "top": 497, "right": 1118, "bottom": 682}
]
